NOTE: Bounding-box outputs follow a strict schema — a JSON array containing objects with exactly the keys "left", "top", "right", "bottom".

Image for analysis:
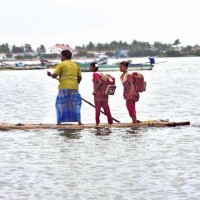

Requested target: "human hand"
[{"left": 47, "top": 71, "right": 52, "bottom": 76}]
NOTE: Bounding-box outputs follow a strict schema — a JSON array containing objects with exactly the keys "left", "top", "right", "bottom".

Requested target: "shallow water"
[{"left": 0, "top": 57, "right": 200, "bottom": 199}]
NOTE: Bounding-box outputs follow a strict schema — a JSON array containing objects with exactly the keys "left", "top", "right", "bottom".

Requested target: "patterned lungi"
[{"left": 55, "top": 89, "right": 82, "bottom": 124}]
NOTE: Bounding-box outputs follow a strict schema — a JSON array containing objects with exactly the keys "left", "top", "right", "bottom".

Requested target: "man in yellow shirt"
[{"left": 47, "top": 50, "right": 82, "bottom": 125}]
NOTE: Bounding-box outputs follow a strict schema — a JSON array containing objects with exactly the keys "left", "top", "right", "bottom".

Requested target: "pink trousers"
[
  {"left": 94, "top": 100, "right": 113, "bottom": 124},
  {"left": 126, "top": 100, "right": 136, "bottom": 118}
]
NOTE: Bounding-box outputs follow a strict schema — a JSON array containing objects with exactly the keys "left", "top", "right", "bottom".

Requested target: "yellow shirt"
[{"left": 54, "top": 60, "right": 81, "bottom": 89}]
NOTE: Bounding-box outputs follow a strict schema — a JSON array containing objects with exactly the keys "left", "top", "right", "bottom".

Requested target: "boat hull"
[
  {"left": 129, "top": 63, "right": 154, "bottom": 70},
  {"left": 78, "top": 62, "right": 154, "bottom": 72},
  {"left": 78, "top": 63, "right": 120, "bottom": 72},
  {"left": 0, "top": 66, "right": 45, "bottom": 70}
]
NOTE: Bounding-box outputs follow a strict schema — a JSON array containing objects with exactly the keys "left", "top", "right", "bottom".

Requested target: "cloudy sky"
[{"left": 0, "top": 0, "right": 200, "bottom": 49}]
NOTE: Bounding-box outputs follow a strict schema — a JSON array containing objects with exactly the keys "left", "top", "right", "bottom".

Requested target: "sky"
[{"left": 0, "top": 0, "right": 200, "bottom": 50}]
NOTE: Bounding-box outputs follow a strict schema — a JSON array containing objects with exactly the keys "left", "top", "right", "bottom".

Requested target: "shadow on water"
[
  {"left": 94, "top": 127, "right": 112, "bottom": 136},
  {"left": 94, "top": 126, "right": 149, "bottom": 138},
  {"left": 121, "top": 127, "right": 148, "bottom": 139},
  {"left": 58, "top": 129, "right": 82, "bottom": 139},
  {"left": 57, "top": 126, "right": 152, "bottom": 140},
  {"left": 125, "top": 127, "right": 149, "bottom": 134}
]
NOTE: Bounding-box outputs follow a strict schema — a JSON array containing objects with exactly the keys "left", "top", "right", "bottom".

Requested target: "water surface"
[{"left": 0, "top": 57, "right": 200, "bottom": 199}]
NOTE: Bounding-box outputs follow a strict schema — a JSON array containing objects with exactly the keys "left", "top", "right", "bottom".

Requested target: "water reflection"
[
  {"left": 95, "top": 127, "right": 112, "bottom": 136},
  {"left": 0, "top": 57, "right": 200, "bottom": 199},
  {"left": 120, "top": 127, "right": 151, "bottom": 149},
  {"left": 125, "top": 127, "right": 144, "bottom": 135},
  {"left": 58, "top": 129, "right": 82, "bottom": 139},
  {"left": 58, "top": 127, "right": 113, "bottom": 138}
]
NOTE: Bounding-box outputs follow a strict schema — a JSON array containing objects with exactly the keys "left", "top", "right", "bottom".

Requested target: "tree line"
[
  {"left": 0, "top": 43, "right": 46, "bottom": 59},
  {"left": 1, "top": 39, "right": 200, "bottom": 60},
  {"left": 75, "top": 39, "right": 200, "bottom": 57},
  {"left": 0, "top": 43, "right": 46, "bottom": 53}
]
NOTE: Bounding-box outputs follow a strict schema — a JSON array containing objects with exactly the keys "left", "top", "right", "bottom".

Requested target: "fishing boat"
[
  {"left": 0, "top": 62, "right": 8, "bottom": 67},
  {"left": 40, "top": 59, "right": 58, "bottom": 68},
  {"left": 0, "top": 60, "right": 46, "bottom": 70},
  {"left": 94, "top": 56, "right": 108, "bottom": 65},
  {"left": 78, "top": 62, "right": 119, "bottom": 72},
  {"left": 0, "top": 63, "right": 10, "bottom": 70},
  {"left": 78, "top": 62, "right": 155, "bottom": 72},
  {"left": 40, "top": 56, "right": 108, "bottom": 69},
  {"left": 10, "top": 66, "right": 45, "bottom": 70},
  {"left": 129, "top": 63, "right": 154, "bottom": 70},
  {"left": 0, "top": 120, "right": 190, "bottom": 131},
  {"left": 128, "top": 59, "right": 167, "bottom": 70},
  {"left": 0, "top": 65, "right": 44, "bottom": 70},
  {"left": 78, "top": 57, "right": 157, "bottom": 71},
  {"left": 0, "top": 65, "right": 15, "bottom": 70},
  {"left": 0, "top": 66, "right": 45, "bottom": 70},
  {"left": 13, "top": 62, "right": 45, "bottom": 70}
]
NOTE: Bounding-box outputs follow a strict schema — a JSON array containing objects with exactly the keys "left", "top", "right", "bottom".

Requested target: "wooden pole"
[{"left": 50, "top": 75, "right": 120, "bottom": 123}]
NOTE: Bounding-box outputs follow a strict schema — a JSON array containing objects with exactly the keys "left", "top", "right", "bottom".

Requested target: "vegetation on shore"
[{"left": 1, "top": 39, "right": 200, "bottom": 60}]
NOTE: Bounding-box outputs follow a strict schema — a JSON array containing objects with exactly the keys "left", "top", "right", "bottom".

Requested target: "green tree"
[
  {"left": 76, "top": 50, "right": 88, "bottom": 57},
  {"left": 37, "top": 44, "right": 46, "bottom": 53},
  {"left": 165, "top": 50, "right": 182, "bottom": 57},
  {"left": 195, "top": 50, "right": 200, "bottom": 56},
  {"left": 172, "top": 39, "right": 181, "bottom": 48},
  {"left": 182, "top": 45, "right": 192, "bottom": 56},
  {"left": 24, "top": 43, "right": 33, "bottom": 52},
  {"left": 109, "top": 41, "right": 118, "bottom": 51},
  {"left": 86, "top": 42, "right": 95, "bottom": 51},
  {"left": 0, "top": 43, "right": 10, "bottom": 53},
  {"left": 12, "top": 45, "right": 24, "bottom": 53},
  {"left": 96, "top": 43, "right": 104, "bottom": 52}
]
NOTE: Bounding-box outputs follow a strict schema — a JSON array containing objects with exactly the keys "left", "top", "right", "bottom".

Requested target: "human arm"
[
  {"left": 92, "top": 73, "right": 102, "bottom": 95},
  {"left": 47, "top": 71, "right": 58, "bottom": 79},
  {"left": 93, "top": 79, "right": 102, "bottom": 95},
  {"left": 77, "top": 75, "right": 82, "bottom": 84}
]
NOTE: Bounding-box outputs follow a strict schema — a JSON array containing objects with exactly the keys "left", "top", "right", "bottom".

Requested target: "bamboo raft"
[{"left": 0, "top": 121, "right": 190, "bottom": 131}]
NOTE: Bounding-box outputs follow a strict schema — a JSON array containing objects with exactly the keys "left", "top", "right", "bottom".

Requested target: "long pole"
[
  {"left": 81, "top": 98, "right": 120, "bottom": 123},
  {"left": 51, "top": 74, "right": 120, "bottom": 123}
]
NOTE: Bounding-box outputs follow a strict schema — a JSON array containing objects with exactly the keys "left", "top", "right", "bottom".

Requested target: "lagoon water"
[{"left": 0, "top": 57, "right": 200, "bottom": 199}]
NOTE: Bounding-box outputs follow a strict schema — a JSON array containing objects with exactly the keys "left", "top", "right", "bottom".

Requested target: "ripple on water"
[{"left": 0, "top": 57, "right": 200, "bottom": 199}]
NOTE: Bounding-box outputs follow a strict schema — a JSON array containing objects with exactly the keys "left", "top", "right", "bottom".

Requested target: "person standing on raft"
[
  {"left": 47, "top": 50, "right": 82, "bottom": 125},
  {"left": 90, "top": 62, "right": 113, "bottom": 125},
  {"left": 119, "top": 61, "right": 139, "bottom": 123}
]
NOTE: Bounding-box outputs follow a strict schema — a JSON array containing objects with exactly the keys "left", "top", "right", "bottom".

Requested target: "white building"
[{"left": 46, "top": 44, "right": 73, "bottom": 54}]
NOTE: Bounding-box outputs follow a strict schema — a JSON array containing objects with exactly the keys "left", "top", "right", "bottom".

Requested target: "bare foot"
[
  {"left": 132, "top": 121, "right": 137, "bottom": 124},
  {"left": 132, "top": 117, "right": 137, "bottom": 124}
]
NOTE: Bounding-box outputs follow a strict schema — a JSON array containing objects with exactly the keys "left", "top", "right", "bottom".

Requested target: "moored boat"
[
  {"left": 78, "top": 62, "right": 119, "bottom": 72},
  {"left": 94, "top": 56, "right": 108, "bottom": 65},
  {"left": 40, "top": 59, "right": 58, "bottom": 68},
  {"left": 78, "top": 62, "right": 154, "bottom": 72},
  {"left": 129, "top": 63, "right": 154, "bottom": 70},
  {"left": 78, "top": 57, "right": 156, "bottom": 71},
  {"left": 10, "top": 66, "right": 45, "bottom": 70}
]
